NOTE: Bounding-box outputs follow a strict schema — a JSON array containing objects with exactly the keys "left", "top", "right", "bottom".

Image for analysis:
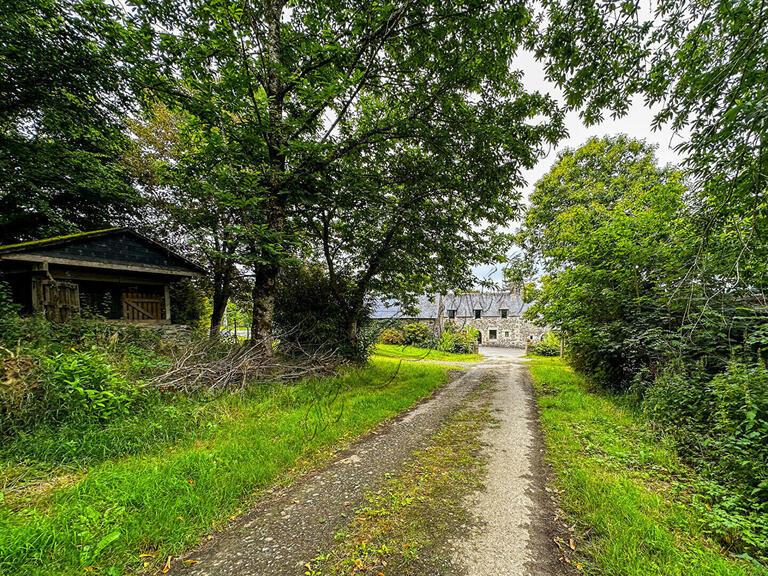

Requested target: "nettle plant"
[{"left": 46, "top": 347, "right": 139, "bottom": 420}]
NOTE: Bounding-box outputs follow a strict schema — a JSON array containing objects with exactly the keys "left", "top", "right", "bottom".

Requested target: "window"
[
  {"left": 447, "top": 309, "right": 456, "bottom": 319},
  {"left": 504, "top": 331, "right": 509, "bottom": 338},
  {"left": 500, "top": 308, "right": 508, "bottom": 319},
  {"left": 474, "top": 309, "right": 481, "bottom": 319},
  {"left": 489, "top": 329, "right": 498, "bottom": 340}
]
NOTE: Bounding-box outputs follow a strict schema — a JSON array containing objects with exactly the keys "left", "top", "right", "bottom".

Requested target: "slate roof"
[
  {"left": 0, "top": 228, "right": 206, "bottom": 275},
  {"left": 372, "top": 292, "right": 529, "bottom": 319}
]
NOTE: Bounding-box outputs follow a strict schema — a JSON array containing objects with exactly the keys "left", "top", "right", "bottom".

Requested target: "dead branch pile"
[{"left": 147, "top": 335, "right": 341, "bottom": 391}]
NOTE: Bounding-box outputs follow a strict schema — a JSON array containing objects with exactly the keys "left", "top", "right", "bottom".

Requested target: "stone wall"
[{"left": 411, "top": 317, "right": 548, "bottom": 349}]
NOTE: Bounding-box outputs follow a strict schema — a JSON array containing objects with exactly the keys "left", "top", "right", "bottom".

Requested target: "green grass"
[
  {"left": 372, "top": 344, "right": 481, "bottom": 362},
  {"left": 0, "top": 359, "right": 449, "bottom": 576},
  {"left": 529, "top": 357, "right": 765, "bottom": 576}
]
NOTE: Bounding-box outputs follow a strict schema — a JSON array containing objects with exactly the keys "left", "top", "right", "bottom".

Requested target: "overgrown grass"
[
  {"left": 0, "top": 359, "right": 449, "bottom": 575},
  {"left": 529, "top": 357, "right": 765, "bottom": 576},
  {"left": 372, "top": 344, "right": 481, "bottom": 362}
]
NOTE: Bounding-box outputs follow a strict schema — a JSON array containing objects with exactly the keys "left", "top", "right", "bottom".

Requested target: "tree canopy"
[
  {"left": 125, "top": 0, "right": 565, "bottom": 343},
  {"left": 0, "top": 0, "right": 138, "bottom": 244}
]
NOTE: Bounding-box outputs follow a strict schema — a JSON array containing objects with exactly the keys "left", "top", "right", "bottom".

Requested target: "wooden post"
[{"left": 164, "top": 284, "right": 172, "bottom": 323}]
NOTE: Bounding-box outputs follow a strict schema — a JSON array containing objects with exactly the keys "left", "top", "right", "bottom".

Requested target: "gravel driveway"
[{"left": 167, "top": 349, "right": 570, "bottom": 575}]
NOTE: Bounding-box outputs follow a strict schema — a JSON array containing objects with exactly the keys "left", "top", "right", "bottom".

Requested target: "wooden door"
[
  {"left": 121, "top": 288, "right": 166, "bottom": 323},
  {"left": 34, "top": 280, "right": 80, "bottom": 322}
]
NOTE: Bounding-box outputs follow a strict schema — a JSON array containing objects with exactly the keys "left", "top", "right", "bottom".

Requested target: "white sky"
[{"left": 472, "top": 50, "right": 689, "bottom": 286}]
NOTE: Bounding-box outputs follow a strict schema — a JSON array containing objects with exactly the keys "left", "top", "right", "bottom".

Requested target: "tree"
[
  {"left": 128, "top": 0, "right": 565, "bottom": 347},
  {"left": 519, "top": 136, "right": 695, "bottom": 386},
  {"left": 0, "top": 0, "right": 137, "bottom": 244},
  {"left": 303, "top": 99, "right": 562, "bottom": 353},
  {"left": 126, "top": 104, "right": 251, "bottom": 338},
  {"left": 532, "top": 0, "right": 768, "bottom": 298}
]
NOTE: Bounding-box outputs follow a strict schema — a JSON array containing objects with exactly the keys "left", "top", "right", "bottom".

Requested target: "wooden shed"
[{"left": 0, "top": 228, "right": 205, "bottom": 323}]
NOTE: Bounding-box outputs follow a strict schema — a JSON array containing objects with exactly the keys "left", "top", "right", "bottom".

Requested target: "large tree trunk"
[
  {"left": 250, "top": 262, "right": 279, "bottom": 352},
  {"left": 345, "top": 313, "right": 359, "bottom": 356},
  {"left": 248, "top": 0, "right": 286, "bottom": 353},
  {"left": 209, "top": 288, "right": 229, "bottom": 338}
]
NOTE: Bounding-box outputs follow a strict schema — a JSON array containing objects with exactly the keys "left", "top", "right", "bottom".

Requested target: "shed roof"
[{"left": 0, "top": 228, "right": 206, "bottom": 276}]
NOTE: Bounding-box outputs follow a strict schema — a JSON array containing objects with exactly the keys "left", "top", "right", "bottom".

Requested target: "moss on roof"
[{"left": 0, "top": 228, "right": 121, "bottom": 252}]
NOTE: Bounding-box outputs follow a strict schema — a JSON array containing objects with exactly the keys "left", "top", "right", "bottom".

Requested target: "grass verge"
[
  {"left": 308, "top": 379, "right": 495, "bottom": 575},
  {"left": 372, "top": 344, "right": 481, "bottom": 362},
  {"left": 0, "top": 359, "right": 448, "bottom": 576},
  {"left": 529, "top": 357, "right": 765, "bottom": 576}
]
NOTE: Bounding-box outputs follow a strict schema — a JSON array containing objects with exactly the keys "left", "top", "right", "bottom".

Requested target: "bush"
[
  {"left": 274, "top": 263, "right": 374, "bottom": 360},
  {"left": 170, "top": 278, "right": 208, "bottom": 330},
  {"left": 642, "top": 362, "right": 768, "bottom": 553},
  {"left": 437, "top": 323, "right": 478, "bottom": 354},
  {"left": 531, "top": 332, "right": 561, "bottom": 357},
  {"left": 402, "top": 322, "right": 433, "bottom": 348},
  {"left": 379, "top": 328, "right": 405, "bottom": 345},
  {"left": 44, "top": 348, "right": 140, "bottom": 421}
]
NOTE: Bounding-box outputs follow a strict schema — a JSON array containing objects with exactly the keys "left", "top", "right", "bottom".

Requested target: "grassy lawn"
[
  {"left": 529, "top": 358, "right": 764, "bottom": 576},
  {"left": 0, "top": 359, "right": 448, "bottom": 576},
  {"left": 372, "top": 344, "right": 481, "bottom": 362}
]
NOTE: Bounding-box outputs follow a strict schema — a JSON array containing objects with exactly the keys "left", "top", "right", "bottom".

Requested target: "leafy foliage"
[
  {"left": 274, "top": 262, "right": 373, "bottom": 360},
  {"left": 169, "top": 278, "right": 208, "bottom": 331},
  {"left": 0, "top": 282, "right": 21, "bottom": 347},
  {"left": 44, "top": 348, "right": 138, "bottom": 421},
  {"left": 530, "top": 332, "right": 560, "bottom": 357},
  {"left": 0, "top": 0, "right": 137, "bottom": 244},
  {"left": 402, "top": 323, "right": 433, "bottom": 349},
  {"left": 520, "top": 136, "right": 693, "bottom": 386},
  {"left": 521, "top": 136, "right": 768, "bottom": 562},
  {"left": 437, "top": 322, "right": 478, "bottom": 354},
  {"left": 378, "top": 328, "right": 405, "bottom": 346}
]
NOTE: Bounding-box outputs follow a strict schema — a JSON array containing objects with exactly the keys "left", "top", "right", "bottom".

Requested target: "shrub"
[
  {"left": 531, "top": 332, "right": 561, "bottom": 357},
  {"left": 274, "top": 263, "right": 374, "bottom": 360},
  {"left": 402, "top": 322, "right": 433, "bottom": 348},
  {"left": 643, "top": 362, "right": 768, "bottom": 548},
  {"left": 45, "top": 348, "right": 140, "bottom": 421},
  {"left": 708, "top": 365, "right": 768, "bottom": 504},
  {"left": 438, "top": 324, "right": 478, "bottom": 354},
  {"left": 379, "top": 328, "right": 405, "bottom": 345},
  {"left": 170, "top": 278, "right": 208, "bottom": 330}
]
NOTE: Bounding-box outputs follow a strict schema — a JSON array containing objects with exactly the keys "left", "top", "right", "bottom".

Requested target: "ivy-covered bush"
[
  {"left": 170, "top": 278, "right": 209, "bottom": 330},
  {"left": 379, "top": 328, "right": 405, "bottom": 345},
  {"left": 0, "top": 281, "right": 22, "bottom": 347},
  {"left": 402, "top": 322, "right": 433, "bottom": 348}
]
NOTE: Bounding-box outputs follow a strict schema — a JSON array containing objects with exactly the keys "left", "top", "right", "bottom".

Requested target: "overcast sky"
[{"left": 472, "top": 50, "right": 689, "bottom": 286}]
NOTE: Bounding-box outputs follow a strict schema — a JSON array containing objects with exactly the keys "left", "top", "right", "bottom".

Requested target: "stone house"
[{"left": 372, "top": 291, "right": 548, "bottom": 348}]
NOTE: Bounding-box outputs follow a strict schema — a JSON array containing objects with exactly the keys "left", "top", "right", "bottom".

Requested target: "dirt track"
[{"left": 168, "top": 349, "right": 570, "bottom": 575}]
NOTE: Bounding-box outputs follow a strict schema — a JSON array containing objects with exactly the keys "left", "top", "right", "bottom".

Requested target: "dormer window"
[
  {"left": 447, "top": 309, "right": 456, "bottom": 319},
  {"left": 474, "top": 309, "right": 481, "bottom": 319},
  {"left": 500, "top": 308, "right": 508, "bottom": 318}
]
